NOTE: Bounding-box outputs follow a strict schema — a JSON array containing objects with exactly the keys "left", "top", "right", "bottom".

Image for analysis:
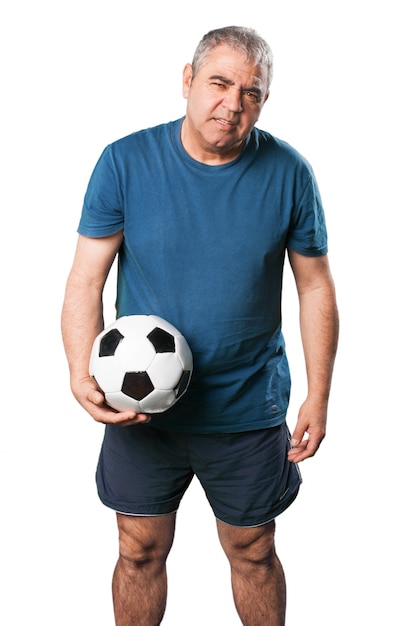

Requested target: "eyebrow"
[{"left": 209, "top": 74, "right": 263, "bottom": 98}]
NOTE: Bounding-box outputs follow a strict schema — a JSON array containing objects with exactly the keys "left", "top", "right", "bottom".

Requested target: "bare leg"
[
  {"left": 217, "top": 519, "right": 286, "bottom": 626},
  {"left": 113, "top": 512, "right": 176, "bottom": 626}
]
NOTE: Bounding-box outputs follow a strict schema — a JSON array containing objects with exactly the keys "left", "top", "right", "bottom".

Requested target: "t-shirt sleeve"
[
  {"left": 286, "top": 166, "right": 328, "bottom": 257},
  {"left": 77, "top": 145, "right": 124, "bottom": 238}
]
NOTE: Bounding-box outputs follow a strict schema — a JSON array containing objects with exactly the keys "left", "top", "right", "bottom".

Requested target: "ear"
[{"left": 182, "top": 63, "right": 193, "bottom": 99}]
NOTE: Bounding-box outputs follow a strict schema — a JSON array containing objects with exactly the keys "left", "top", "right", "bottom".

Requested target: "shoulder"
[
  {"left": 107, "top": 119, "right": 180, "bottom": 155},
  {"left": 90, "top": 120, "right": 181, "bottom": 177},
  {"left": 252, "top": 127, "right": 314, "bottom": 173}
]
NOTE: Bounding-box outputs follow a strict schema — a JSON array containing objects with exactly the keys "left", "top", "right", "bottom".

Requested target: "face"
[{"left": 181, "top": 44, "right": 269, "bottom": 164}]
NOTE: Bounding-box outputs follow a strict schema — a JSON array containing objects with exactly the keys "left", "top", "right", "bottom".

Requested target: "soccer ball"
[{"left": 89, "top": 315, "right": 193, "bottom": 414}]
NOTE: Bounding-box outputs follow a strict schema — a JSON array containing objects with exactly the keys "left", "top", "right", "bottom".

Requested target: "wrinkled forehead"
[{"left": 196, "top": 44, "right": 270, "bottom": 90}]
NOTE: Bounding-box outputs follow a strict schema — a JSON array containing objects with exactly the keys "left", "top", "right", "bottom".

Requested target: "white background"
[{"left": 1, "top": 1, "right": 413, "bottom": 624}]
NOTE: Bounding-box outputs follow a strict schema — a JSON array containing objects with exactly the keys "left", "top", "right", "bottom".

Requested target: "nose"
[{"left": 224, "top": 86, "right": 243, "bottom": 112}]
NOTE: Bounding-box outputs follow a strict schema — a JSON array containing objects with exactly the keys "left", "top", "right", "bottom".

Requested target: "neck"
[{"left": 180, "top": 118, "right": 245, "bottom": 165}]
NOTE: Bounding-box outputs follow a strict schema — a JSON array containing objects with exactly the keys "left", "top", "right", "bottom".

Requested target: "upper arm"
[
  {"left": 288, "top": 249, "right": 335, "bottom": 295},
  {"left": 68, "top": 231, "right": 124, "bottom": 289}
]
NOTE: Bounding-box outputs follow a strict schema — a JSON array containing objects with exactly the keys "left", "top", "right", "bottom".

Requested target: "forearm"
[
  {"left": 298, "top": 279, "right": 339, "bottom": 405},
  {"left": 61, "top": 272, "right": 105, "bottom": 386},
  {"left": 61, "top": 233, "right": 122, "bottom": 383}
]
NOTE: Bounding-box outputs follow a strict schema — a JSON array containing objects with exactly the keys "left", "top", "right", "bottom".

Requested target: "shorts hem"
[
  {"left": 115, "top": 510, "right": 178, "bottom": 518},
  {"left": 214, "top": 484, "right": 301, "bottom": 528},
  {"left": 98, "top": 493, "right": 181, "bottom": 517}
]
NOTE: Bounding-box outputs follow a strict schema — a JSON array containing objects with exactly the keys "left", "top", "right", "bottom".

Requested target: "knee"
[
  {"left": 236, "top": 536, "right": 276, "bottom": 573},
  {"left": 219, "top": 521, "right": 277, "bottom": 574},
  {"left": 117, "top": 513, "right": 174, "bottom": 570},
  {"left": 118, "top": 534, "right": 159, "bottom": 570}
]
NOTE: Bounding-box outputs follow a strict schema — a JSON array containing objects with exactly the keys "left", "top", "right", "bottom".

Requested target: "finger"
[
  {"left": 288, "top": 443, "right": 307, "bottom": 461},
  {"left": 288, "top": 447, "right": 309, "bottom": 463},
  {"left": 119, "top": 413, "right": 152, "bottom": 426},
  {"left": 108, "top": 411, "right": 152, "bottom": 426},
  {"left": 288, "top": 436, "right": 320, "bottom": 462},
  {"left": 89, "top": 402, "right": 136, "bottom": 424}
]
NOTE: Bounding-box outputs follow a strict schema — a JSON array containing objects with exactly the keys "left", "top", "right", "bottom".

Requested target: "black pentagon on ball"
[
  {"left": 147, "top": 327, "right": 175, "bottom": 353},
  {"left": 176, "top": 370, "right": 192, "bottom": 399},
  {"left": 122, "top": 371, "right": 154, "bottom": 401},
  {"left": 99, "top": 328, "right": 124, "bottom": 357}
]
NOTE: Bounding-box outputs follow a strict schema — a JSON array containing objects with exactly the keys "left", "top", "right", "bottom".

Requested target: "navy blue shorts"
[{"left": 96, "top": 422, "right": 302, "bottom": 527}]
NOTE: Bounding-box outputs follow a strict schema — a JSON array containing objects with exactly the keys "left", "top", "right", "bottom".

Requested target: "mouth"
[{"left": 215, "top": 118, "right": 236, "bottom": 129}]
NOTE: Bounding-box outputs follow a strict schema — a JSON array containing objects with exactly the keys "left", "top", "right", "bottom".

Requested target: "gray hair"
[{"left": 191, "top": 26, "right": 273, "bottom": 90}]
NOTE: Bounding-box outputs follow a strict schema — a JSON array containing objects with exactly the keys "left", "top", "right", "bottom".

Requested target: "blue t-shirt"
[{"left": 78, "top": 118, "right": 328, "bottom": 433}]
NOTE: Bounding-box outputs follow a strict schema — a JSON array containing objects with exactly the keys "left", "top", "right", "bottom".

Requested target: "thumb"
[
  {"left": 290, "top": 426, "right": 305, "bottom": 448},
  {"left": 91, "top": 389, "right": 105, "bottom": 406}
]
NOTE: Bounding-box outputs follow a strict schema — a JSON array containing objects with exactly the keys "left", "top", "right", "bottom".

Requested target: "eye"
[{"left": 244, "top": 90, "right": 260, "bottom": 103}]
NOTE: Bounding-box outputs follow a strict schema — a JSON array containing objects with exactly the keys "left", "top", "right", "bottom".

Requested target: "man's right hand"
[{"left": 72, "top": 375, "right": 152, "bottom": 426}]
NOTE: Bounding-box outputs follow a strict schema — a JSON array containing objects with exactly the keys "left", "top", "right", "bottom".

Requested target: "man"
[{"left": 61, "top": 26, "right": 339, "bottom": 626}]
